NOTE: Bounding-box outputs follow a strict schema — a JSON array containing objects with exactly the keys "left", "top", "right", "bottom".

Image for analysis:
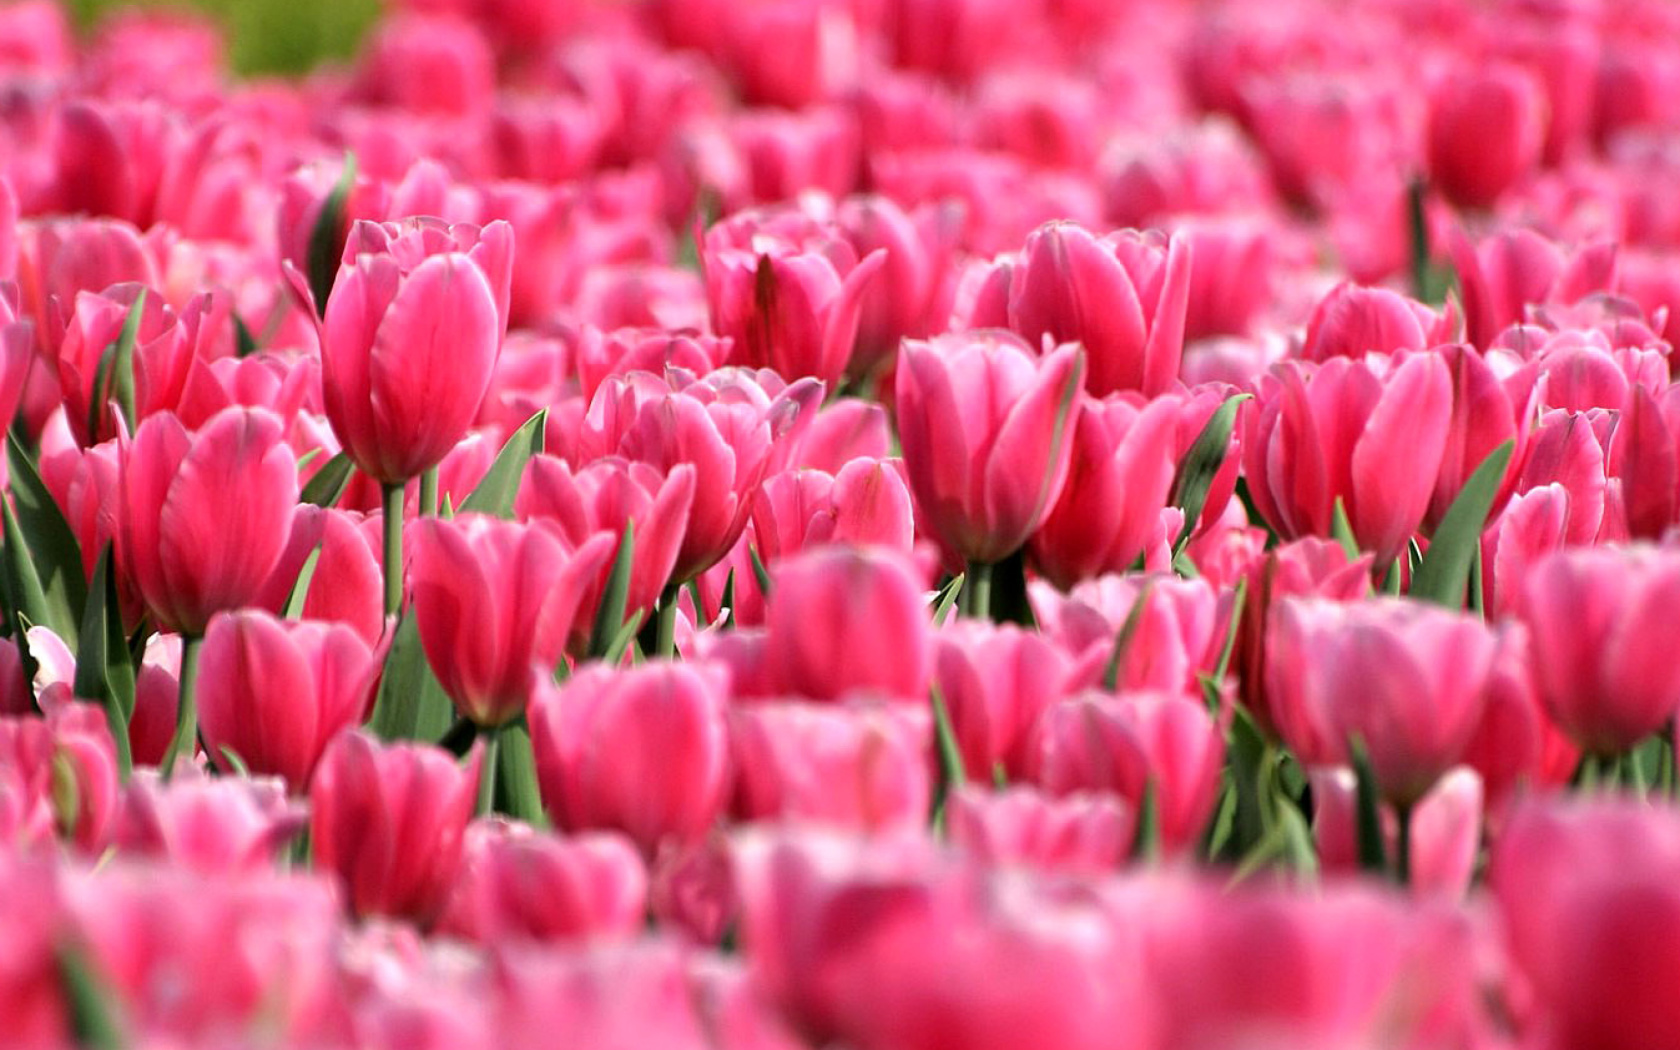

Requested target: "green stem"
[
  {"left": 418, "top": 468, "right": 438, "bottom": 517},
  {"left": 655, "top": 583, "right": 680, "bottom": 659},
  {"left": 477, "top": 725, "right": 501, "bottom": 818},
  {"left": 962, "top": 560, "right": 994, "bottom": 621},
  {"left": 161, "top": 634, "right": 202, "bottom": 778},
  {"left": 381, "top": 482, "right": 404, "bottom": 618},
  {"left": 1395, "top": 802, "right": 1414, "bottom": 887}
]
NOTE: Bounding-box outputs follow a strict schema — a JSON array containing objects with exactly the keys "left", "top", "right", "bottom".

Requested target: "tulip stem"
[
  {"left": 1395, "top": 802, "right": 1414, "bottom": 887},
  {"left": 961, "top": 561, "right": 993, "bottom": 620},
  {"left": 655, "top": 583, "right": 680, "bottom": 658},
  {"left": 418, "top": 468, "right": 438, "bottom": 517},
  {"left": 382, "top": 483, "right": 404, "bottom": 617},
  {"left": 161, "top": 634, "right": 202, "bottom": 779},
  {"left": 477, "top": 725, "right": 501, "bottom": 818}
]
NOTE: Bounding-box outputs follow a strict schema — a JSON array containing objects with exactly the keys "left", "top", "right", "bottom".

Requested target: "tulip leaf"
[
  {"left": 1131, "top": 777, "right": 1161, "bottom": 863},
  {"left": 717, "top": 569, "right": 735, "bottom": 629},
  {"left": 233, "top": 312, "right": 260, "bottom": 358},
  {"left": 282, "top": 544, "right": 323, "bottom": 620},
  {"left": 306, "top": 153, "right": 357, "bottom": 317},
  {"left": 218, "top": 746, "right": 251, "bottom": 777},
  {"left": 56, "top": 944, "right": 124, "bottom": 1050},
  {"left": 461, "top": 410, "right": 546, "bottom": 518},
  {"left": 1212, "top": 576, "right": 1245, "bottom": 683},
  {"left": 1219, "top": 706, "right": 1271, "bottom": 861},
  {"left": 299, "top": 451, "right": 355, "bottom": 508},
  {"left": 1350, "top": 736, "right": 1388, "bottom": 875},
  {"left": 89, "top": 290, "right": 146, "bottom": 439},
  {"left": 586, "top": 524, "right": 635, "bottom": 659},
  {"left": 929, "top": 573, "right": 964, "bottom": 627},
  {"left": 1330, "top": 497, "right": 1359, "bottom": 561},
  {"left": 601, "top": 609, "right": 645, "bottom": 667},
  {"left": 0, "top": 498, "right": 76, "bottom": 656},
  {"left": 497, "top": 717, "right": 547, "bottom": 827},
  {"left": 1170, "top": 393, "right": 1250, "bottom": 555},
  {"left": 5, "top": 435, "right": 87, "bottom": 647},
  {"left": 749, "top": 544, "right": 773, "bottom": 599},
  {"left": 1277, "top": 800, "right": 1319, "bottom": 878},
  {"left": 928, "top": 683, "right": 966, "bottom": 830},
  {"left": 1409, "top": 440, "right": 1514, "bottom": 609},
  {"left": 1102, "top": 582, "right": 1154, "bottom": 691},
  {"left": 73, "top": 546, "right": 133, "bottom": 779},
  {"left": 368, "top": 614, "right": 454, "bottom": 743}
]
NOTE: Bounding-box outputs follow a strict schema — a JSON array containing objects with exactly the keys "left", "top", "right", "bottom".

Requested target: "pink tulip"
[
  {"left": 570, "top": 327, "right": 726, "bottom": 404},
  {"left": 1028, "top": 392, "right": 1182, "bottom": 588},
  {"left": 1460, "top": 625, "right": 1578, "bottom": 824},
  {"left": 946, "top": 785, "right": 1133, "bottom": 875},
  {"left": 1006, "top": 222, "right": 1191, "bottom": 397},
  {"left": 1174, "top": 217, "right": 1279, "bottom": 341},
  {"left": 1311, "top": 765, "right": 1483, "bottom": 897},
  {"left": 118, "top": 406, "right": 297, "bottom": 636},
  {"left": 731, "top": 701, "right": 931, "bottom": 832},
  {"left": 254, "top": 505, "right": 385, "bottom": 644},
  {"left": 751, "top": 457, "right": 917, "bottom": 564},
  {"left": 1299, "top": 282, "right": 1449, "bottom": 363},
  {"left": 310, "top": 731, "right": 480, "bottom": 925},
  {"left": 530, "top": 662, "right": 731, "bottom": 855},
  {"left": 896, "top": 330, "right": 1084, "bottom": 566},
  {"left": 0, "top": 704, "right": 118, "bottom": 853},
  {"left": 933, "top": 619, "right": 1070, "bottom": 780},
  {"left": 112, "top": 769, "right": 306, "bottom": 874},
  {"left": 436, "top": 821, "right": 647, "bottom": 945},
  {"left": 321, "top": 218, "right": 512, "bottom": 484},
  {"left": 701, "top": 205, "right": 885, "bottom": 386},
  {"left": 761, "top": 545, "right": 931, "bottom": 701},
  {"left": 1518, "top": 545, "right": 1680, "bottom": 756},
  {"left": 1243, "top": 353, "right": 1453, "bottom": 566},
  {"left": 1269, "top": 597, "right": 1499, "bottom": 807},
  {"left": 1035, "top": 574, "right": 1222, "bottom": 697},
  {"left": 0, "top": 854, "right": 68, "bottom": 1044},
  {"left": 1030, "top": 690, "right": 1225, "bottom": 856},
  {"left": 128, "top": 634, "right": 181, "bottom": 769},
  {"left": 411, "top": 514, "right": 615, "bottom": 727},
  {"left": 1449, "top": 228, "right": 1617, "bottom": 349},
  {"left": 53, "top": 283, "right": 193, "bottom": 447},
  {"left": 1608, "top": 382, "right": 1680, "bottom": 540},
  {"left": 197, "top": 610, "right": 381, "bottom": 792},
  {"left": 832, "top": 195, "right": 961, "bottom": 378},
  {"left": 1429, "top": 343, "right": 1523, "bottom": 531},
  {"left": 516, "top": 455, "right": 697, "bottom": 655},
  {"left": 1427, "top": 64, "right": 1547, "bottom": 210}
]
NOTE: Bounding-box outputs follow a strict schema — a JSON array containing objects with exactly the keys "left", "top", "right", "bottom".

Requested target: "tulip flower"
[
  {"left": 1006, "top": 222, "right": 1191, "bottom": 397},
  {"left": 119, "top": 406, "right": 297, "bottom": 774},
  {"left": 253, "top": 505, "right": 384, "bottom": 645},
  {"left": 832, "top": 194, "right": 961, "bottom": 379},
  {"left": 530, "top": 661, "right": 731, "bottom": 856},
  {"left": 895, "top": 331, "right": 1084, "bottom": 611},
  {"left": 1298, "top": 282, "right": 1448, "bottom": 363},
  {"left": 196, "top": 610, "right": 381, "bottom": 793},
  {"left": 1312, "top": 765, "right": 1484, "bottom": 898},
  {"left": 1427, "top": 64, "right": 1547, "bottom": 211},
  {"left": 750, "top": 457, "right": 917, "bottom": 563},
  {"left": 112, "top": 769, "right": 306, "bottom": 874},
  {"left": 933, "top": 620, "right": 1070, "bottom": 781},
  {"left": 1243, "top": 353, "right": 1452, "bottom": 567},
  {"left": 410, "top": 513, "right": 616, "bottom": 729},
  {"left": 946, "top": 785, "right": 1133, "bottom": 875},
  {"left": 310, "top": 731, "right": 480, "bottom": 925},
  {"left": 1518, "top": 545, "right": 1680, "bottom": 758}
]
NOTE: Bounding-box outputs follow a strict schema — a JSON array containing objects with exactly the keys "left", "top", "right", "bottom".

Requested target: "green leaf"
[
  {"left": 1102, "top": 582, "right": 1154, "bottom": 691},
  {"left": 601, "top": 609, "right": 645, "bottom": 667},
  {"left": 1409, "top": 440, "right": 1515, "bottom": 609},
  {"left": 73, "top": 547, "right": 133, "bottom": 779},
  {"left": 929, "top": 573, "right": 964, "bottom": 627},
  {"left": 1170, "top": 393, "right": 1250, "bottom": 554},
  {"left": 282, "top": 544, "right": 323, "bottom": 620},
  {"left": 57, "top": 944, "right": 124, "bottom": 1050},
  {"left": 367, "top": 614, "right": 454, "bottom": 743},
  {"left": 1350, "top": 736, "right": 1388, "bottom": 875},
  {"left": 1131, "top": 777, "right": 1161, "bottom": 863},
  {"left": 1, "top": 497, "right": 73, "bottom": 652},
  {"left": 219, "top": 746, "right": 251, "bottom": 777},
  {"left": 1211, "top": 576, "right": 1246, "bottom": 682},
  {"left": 749, "top": 544, "right": 772, "bottom": 599},
  {"left": 460, "top": 410, "right": 545, "bottom": 518},
  {"left": 1330, "top": 497, "right": 1359, "bottom": 561},
  {"left": 928, "top": 683, "right": 966, "bottom": 831},
  {"left": 306, "top": 153, "right": 357, "bottom": 317},
  {"left": 233, "top": 312, "right": 260, "bottom": 358},
  {"left": 587, "top": 523, "right": 634, "bottom": 659},
  {"left": 497, "top": 717, "right": 547, "bottom": 827},
  {"left": 7, "top": 434, "right": 88, "bottom": 645},
  {"left": 299, "top": 451, "right": 355, "bottom": 508},
  {"left": 1220, "top": 707, "right": 1270, "bottom": 861},
  {"left": 1277, "top": 800, "right": 1319, "bottom": 878},
  {"left": 94, "top": 290, "right": 146, "bottom": 437}
]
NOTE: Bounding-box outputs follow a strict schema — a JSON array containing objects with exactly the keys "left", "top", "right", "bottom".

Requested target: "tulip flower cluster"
[{"left": 4, "top": 0, "right": 1680, "bottom": 1046}]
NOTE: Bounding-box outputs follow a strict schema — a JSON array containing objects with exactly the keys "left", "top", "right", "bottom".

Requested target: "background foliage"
[{"left": 66, "top": 0, "right": 379, "bottom": 74}]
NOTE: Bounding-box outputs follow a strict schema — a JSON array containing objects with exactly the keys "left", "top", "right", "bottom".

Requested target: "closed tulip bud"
[
  {"left": 731, "top": 701, "right": 931, "bottom": 832},
  {"left": 1030, "top": 690, "right": 1225, "bottom": 856},
  {"left": 1007, "top": 222, "right": 1191, "bottom": 397},
  {"left": 751, "top": 458, "right": 917, "bottom": 564},
  {"left": 310, "top": 731, "right": 480, "bottom": 925},
  {"left": 1270, "top": 597, "right": 1499, "bottom": 807},
  {"left": 1312, "top": 765, "right": 1483, "bottom": 897},
  {"left": 411, "top": 514, "right": 615, "bottom": 727},
  {"left": 255, "top": 505, "right": 384, "bottom": 644},
  {"left": 118, "top": 406, "right": 298, "bottom": 636},
  {"left": 113, "top": 769, "right": 306, "bottom": 874},
  {"left": 1299, "top": 283, "right": 1450, "bottom": 363},
  {"left": 1608, "top": 383, "right": 1680, "bottom": 540},
  {"left": 530, "top": 662, "right": 731, "bottom": 855},
  {"left": 436, "top": 821, "right": 647, "bottom": 945},
  {"left": 762, "top": 546, "right": 931, "bottom": 701},
  {"left": 896, "top": 331, "right": 1084, "bottom": 565},
  {"left": 53, "top": 283, "right": 190, "bottom": 446},
  {"left": 1519, "top": 545, "right": 1680, "bottom": 756},
  {"left": 1243, "top": 353, "right": 1453, "bottom": 567},
  {"left": 1427, "top": 64, "right": 1547, "bottom": 210},
  {"left": 933, "top": 619, "right": 1071, "bottom": 780},
  {"left": 832, "top": 195, "right": 961, "bottom": 378},
  {"left": 197, "top": 610, "right": 381, "bottom": 793},
  {"left": 1449, "top": 228, "right": 1617, "bottom": 349},
  {"left": 1028, "top": 393, "right": 1182, "bottom": 588},
  {"left": 947, "top": 785, "right": 1133, "bottom": 875},
  {"left": 517, "top": 455, "right": 697, "bottom": 655},
  {"left": 1429, "top": 343, "right": 1522, "bottom": 531},
  {"left": 321, "top": 218, "right": 512, "bottom": 484}
]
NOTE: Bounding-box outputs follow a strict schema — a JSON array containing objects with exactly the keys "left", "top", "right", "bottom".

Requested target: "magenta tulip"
[
  {"left": 437, "top": 822, "right": 647, "bottom": 945},
  {"left": 933, "top": 619, "right": 1071, "bottom": 780},
  {"left": 946, "top": 785, "right": 1133, "bottom": 876},
  {"left": 113, "top": 769, "right": 305, "bottom": 874}
]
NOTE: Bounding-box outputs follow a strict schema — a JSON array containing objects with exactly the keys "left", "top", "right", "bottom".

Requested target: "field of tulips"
[{"left": 6, "top": 0, "right": 1680, "bottom": 1046}]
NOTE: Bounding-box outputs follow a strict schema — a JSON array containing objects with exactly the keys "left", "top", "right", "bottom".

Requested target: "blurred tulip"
[
  {"left": 112, "top": 768, "right": 305, "bottom": 873},
  {"left": 947, "top": 785, "right": 1133, "bottom": 875},
  {"left": 933, "top": 619, "right": 1070, "bottom": 780},
  {"left": 1312, "top": 765, "right": 1483, "bottom": 897},
  {"left": 1299, "top": 283, "right": 1448, "bottom": 363},
  {"left": 1427, "top": 64, "right": 1547, "bottom": 210}
]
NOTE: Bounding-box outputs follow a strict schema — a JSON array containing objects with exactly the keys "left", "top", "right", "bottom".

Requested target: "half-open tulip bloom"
[
  {"left": 410, "top": 514, "right": 616, "bottom": 727},
  {"left": 118, "top": 406, "right": 298, "bottom": 637},
  {"left": 196, "top": 610, "right": 382, "bottom": 793},
  {"left": 895, "top": 331, "right": 1084, "bottom": 565}
]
